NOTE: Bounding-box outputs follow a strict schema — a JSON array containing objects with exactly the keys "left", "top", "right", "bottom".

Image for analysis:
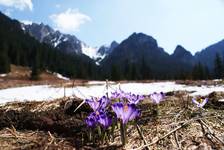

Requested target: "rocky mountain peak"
[{"left": 173, "top": 45, "right": 193, "bottom": 58}]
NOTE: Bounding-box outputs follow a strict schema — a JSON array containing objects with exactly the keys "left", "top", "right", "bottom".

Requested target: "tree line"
[{"left": 0, "top": 12, "right": 224, "bottom": 81}]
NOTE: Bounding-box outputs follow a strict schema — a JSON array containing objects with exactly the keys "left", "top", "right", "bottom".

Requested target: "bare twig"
[
  {"left": 5, "top": 125, "right": 18, "bottom": 138},
  {"left": 174, "top": 109, "right": 186, "bottom": 122},
  {"left": 136, "top": 124, "right": 150, "bottom": 150},
  {"left": 174, "top": 131, "right": 182, "bottom": 150},
  {"left": 199, "top": 119, "right": 224, "bottom": 145},
  {"left": 134, "top": 118, "right": 194, "bottom": 150},
  {"left": 74, "top": 100, "right": 85, "bottom": 113}
]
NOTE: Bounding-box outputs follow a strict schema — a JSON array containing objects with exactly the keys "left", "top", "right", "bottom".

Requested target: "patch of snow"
[
  {"left": 21, "top": 26, "right": 25, "bottom": 31},
  {"left": 0, "top": 85, "right": 63, "bottom": 103},
  {"left": 218, "top": 99, "right": 224, "bottom": 102},
  {"left": 63, "top": 37, "right": 68, "bottom": 42},
  {"left": 87, "top": 81, "right": 115, "bottom": 85},
  {"left": 1, "top": 82, "right": 224, "bottom": 104},
  {"left": 81, "top": 43, "right": 98, "bottom": 59},
  {"left": 95, "top": 62, "right": 100, "bottom": 66},
  {"left": 213, "top": 79, "right": 222, "bottom": 82},
  {"left": 54, "top": 39, "right": 61, "bottom": 47},
  {"left": 0, "top": 74, "right": 7, "bottom": 77},
  {"left": 53, "top": 73, "right": 70, "bottom": 81}
]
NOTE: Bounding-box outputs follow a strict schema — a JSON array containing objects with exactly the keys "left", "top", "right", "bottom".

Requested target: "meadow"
[{"left": 0, "top": 69, "right": 223, "bottom": 149}]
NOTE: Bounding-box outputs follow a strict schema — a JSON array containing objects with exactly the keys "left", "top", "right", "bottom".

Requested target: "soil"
[{"left": 0, "top": 91, "right": 223, "bottom": 150}]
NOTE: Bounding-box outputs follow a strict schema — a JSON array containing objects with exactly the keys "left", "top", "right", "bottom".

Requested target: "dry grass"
[
  {"left": 0, "top": 65, "right": 89, "bottom": 89},
  {"left": 0, "top": 87, "right": 223, "bottom": 149}
]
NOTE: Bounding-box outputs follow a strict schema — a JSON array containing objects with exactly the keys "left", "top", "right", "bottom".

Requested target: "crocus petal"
[
  {"left": 122, "top": 104, "right": 140, "bottom": 124},
  {"left": 129, "top": 108, "right": 141, "bottom": 121},
  {"left": 192, "top": 98, "right": 200, "bottom": 106},
  {"left": 112, "top": 102, "right": 140, "bottom": 124},
  {"left": 150, "top": 92, "right": 164, "bottom": 104},
  {"left": 85, "top": 98, "right": 101, "bottom": 111},
  {"left": 192, "top": 97, "right": 208, "bottom": 108},
  {"left": 99, "top": 96, "right": 110, "bottom": 109},
  {"left": 127, "top": 94, "right": 144, "bottom": 104},
  {"left": 112, "top": 102, "right": 124, "bottom": 119},
  {"left": 85, "top": 112, "right": 97, "bottom": 128},
  {"left": 199, "top": 98, "right": 208, "bottom": 108},
  {"left": 97, "top": 111, "right": 112, "bottom": 128}
]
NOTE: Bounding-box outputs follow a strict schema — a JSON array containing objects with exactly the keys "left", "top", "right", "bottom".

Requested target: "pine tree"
[
  {"left": 192, "top": 62, "right": 205, "bottom": 80},
  {"left": 131, "top": 63, "right": 137, "bottom": 80},
  {"left": 140, "top": 57, "right": 151, "bottom": 80},
  {"left": 111, "top": 64, "right": 121, "bottom": 81},
  {"left": 0, "top": 42, "right": 10, "bottom": 73},
  {"left": 204, "top": 65, "right": 210, "bottom": 80},
  {"left": 214, "top": 53, "right": 223, "bottom": 79},
  {"left": 30, "top": 47, "right": 40, "bottom": 80}
]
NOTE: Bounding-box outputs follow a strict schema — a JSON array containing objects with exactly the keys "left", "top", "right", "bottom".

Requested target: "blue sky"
[{"left": 0, "top": 0, "right": 224, "bottom": 54}]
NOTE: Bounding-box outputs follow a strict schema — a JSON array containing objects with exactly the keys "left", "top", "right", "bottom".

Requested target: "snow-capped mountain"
[
  {"left": 98, "top": 41, "right": 119, "bottom": 56},
  {"left": 21, "top": 22, "right": 120, "bottom": 65},
  {"left": 21, "top": 22, "right": 101, "bottom": 59}
]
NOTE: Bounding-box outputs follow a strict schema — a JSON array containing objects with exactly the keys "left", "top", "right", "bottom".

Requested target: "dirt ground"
[
  {"left": 0, "top": 65, "right": 89, "bottom": 89},
  {"left": 0, "top": 90, "right": 223, "bottom": 150},
  {"left": 1, "top": 65, "right": 223, "bottom": 90},
  {"left": 0, "top": 66, "right": 224, "bottom": 149}
]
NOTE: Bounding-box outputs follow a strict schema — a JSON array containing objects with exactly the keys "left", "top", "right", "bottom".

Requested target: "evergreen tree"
[
  {"left": 0, "top": 42, "right": 10, "bottom": 73},
  {"left": 131, "top": 63, "right": 137, "bottom": 80},
  {"left": 214, "top": 53, "right": 223, "bottom": 79},
  {"left": 30, "top": 48, "right": 40, "bottom": 80},
  {"left": 111, "top": 64, "right": 121, "bottom": 81},
  {"left": 192, "top": 62, "right": 205, "bottom": 80},
  {"left": 204, "top": 65, "right": 210, "bottom": 80},
  {"left": 140, "top": 57, "right": 151, "bottom": 79}
]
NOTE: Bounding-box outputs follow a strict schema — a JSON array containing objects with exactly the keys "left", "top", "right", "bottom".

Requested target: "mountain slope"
[
  {"left": 0, "top": 12, "right": 98, "bottom": 79},
  {"left": 101, "top": 33, "right": 193, "bottom": 79},
  {"left": 171, "top": 45, "right": 195, "bottom": 65},
  {"left": 195, "top": 40, "right": 224, "bottom": 69},
  {"left": 22, "top": 23, "right": 101, "bottom": 59}
]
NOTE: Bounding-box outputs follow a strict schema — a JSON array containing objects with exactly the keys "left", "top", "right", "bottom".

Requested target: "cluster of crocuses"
[
  {"left": 84, "top": 90, "right": 167, "bottom": 144},
  {"left": 85, "top": 91, "right": 167, "bottom": 125},
  {"left": 85, "top": 96, "right": 112, "bottom": 128},
  {"left": 85, "top": 90, "right": 145, "bottom": 129},
  {"left": 84, "top": 89, "right": 208, "bottom": 145}
]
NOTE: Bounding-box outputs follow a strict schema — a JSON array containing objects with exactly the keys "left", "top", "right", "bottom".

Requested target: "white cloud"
[
  {"left": 50, "top": 9, "right": 91, "bottom": 33},
  {"left": 0, "top": 0, "right": 33, "bottom": 11}
]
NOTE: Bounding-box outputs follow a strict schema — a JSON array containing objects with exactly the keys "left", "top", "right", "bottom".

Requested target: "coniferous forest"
[{"left": 0, "top": 12, "right": 224, "bottom": 81}]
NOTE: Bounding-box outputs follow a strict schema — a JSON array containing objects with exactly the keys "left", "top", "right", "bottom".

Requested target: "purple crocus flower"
[
  {"left": 112, "top": 102, "right": 140, "bottom": 124},
  {"left": 111, "top": 90, "right": 144, "bottom": 104},
  {"left": 97, "top": 110, "right": 112, "bottom": 128},
  {"left": 150, "top": 92, "right": 165, "bottom": 104},
  {"left": 99, "top": 96, "right": 110, "bottom": 109},
  {"left": 128, "top": 94, "right": 144, "bottom": 104},
  {"left": 111, "top": 90, "right": 127, "bottom": 100},
  {"left": 85, "top": 96, "right": 110, "bottom": 111},
  {"left": 85, "top": 112, "right": 97, "bottom": 128},
  {"left": 85, "top": 97, "right": 101, "bottom": 111},
  {"left": 192, "top": 97, "right": 208, "bottom": 108}
]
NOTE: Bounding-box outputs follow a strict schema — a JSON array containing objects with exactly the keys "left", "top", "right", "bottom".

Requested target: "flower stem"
[
  {"left": 97, "top": 126, "right": 102, "bottom": 138},
  {"left": 120, "top": 121, "right": 127, "bottom": 146},
  {"left": 111, "top": 120, "right": 116, "bottom": 142},
  {"left": 89, "top": 129, "right": 92, "bottom": 141}
]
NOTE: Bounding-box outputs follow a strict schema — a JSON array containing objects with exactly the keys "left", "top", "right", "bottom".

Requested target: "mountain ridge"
[{"left": 20, "top": 19, "right": 224, "bottom": 71}]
